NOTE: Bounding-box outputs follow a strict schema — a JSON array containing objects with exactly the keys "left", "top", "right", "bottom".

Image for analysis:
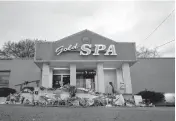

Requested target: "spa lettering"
[{"left": 55, "top": 43, "right": 117, "bottom": 56}]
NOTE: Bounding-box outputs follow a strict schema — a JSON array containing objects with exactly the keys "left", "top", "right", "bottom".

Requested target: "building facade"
[
  {"left": 0, "top": 30, "right": 175, "bottom": 94},
  {"left": 34, "top": 30, "right": 137, "bottom": 94}
]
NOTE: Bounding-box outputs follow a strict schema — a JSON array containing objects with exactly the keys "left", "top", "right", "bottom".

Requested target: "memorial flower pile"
[{"left": 3, "top": 86, "right": 151, "bottom": 107}]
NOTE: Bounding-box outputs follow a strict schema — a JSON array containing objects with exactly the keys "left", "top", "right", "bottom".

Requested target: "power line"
[
  {"left": 154, "top": 39, "right": 175, "bottom": 50},
  {"left": 143, "top": 9, "right": 175, "bottom": 41}
]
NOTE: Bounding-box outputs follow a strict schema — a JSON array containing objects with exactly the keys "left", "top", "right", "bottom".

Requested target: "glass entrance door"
[
  {"left": 53, "top": 75, "right": 61, "bottom": 89},
  {"left": 62, "top": 75, "right": 70, "bottom": 86},
  {"left": 53, "top": 74, "right": 70, "bottom": 89}
]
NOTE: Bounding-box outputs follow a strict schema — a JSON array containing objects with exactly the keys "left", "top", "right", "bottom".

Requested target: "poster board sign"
[
  {"left": 114, "top": 94, "right": 125, "bottom": 106},
  {"left": 123, "top": 94, "right": 135, "bottom": 106},
  {"left": 120, "top": 82, "right": 125, "bottom": 89},
  {"left": 134, "top": 95, "right": 143, "bottom": 106}
]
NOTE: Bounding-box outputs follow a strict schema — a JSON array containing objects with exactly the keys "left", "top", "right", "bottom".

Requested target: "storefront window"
[
  {"left": 0, "top": 71, "right": 10, "bottom": 87},
  {"left": 76, "top": 70, "right": 95, "bottom": 90},
  {"left": 76, "top": 74, "right": 86, "bottom": 88}
]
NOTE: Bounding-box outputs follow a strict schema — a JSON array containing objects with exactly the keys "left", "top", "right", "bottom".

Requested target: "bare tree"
[
  {"left": 136, "top": 46, "right": 160, "bottom": 58},
  {"left": 0, "top": 39, "right": 44, "bottom": 59}
]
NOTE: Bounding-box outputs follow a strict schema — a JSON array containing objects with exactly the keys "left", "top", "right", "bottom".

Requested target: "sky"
[{"left": 0, "top": 1, "right": 175, "bottom": 57}]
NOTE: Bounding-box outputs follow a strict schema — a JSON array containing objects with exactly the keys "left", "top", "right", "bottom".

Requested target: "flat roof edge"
[
  {"left": 138, "top": 57, "right": 175, "bottom": 59},
  {"left": 0, "top": 58, "right": 34, "bottom": 60}
]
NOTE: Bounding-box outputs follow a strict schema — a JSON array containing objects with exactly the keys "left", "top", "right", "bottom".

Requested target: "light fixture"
[
  {"left": 103, "top": 68, "right": 116, "bottom": 70},
  {"left": 53, "top": 68, "right": 69, "bottom": 70}
]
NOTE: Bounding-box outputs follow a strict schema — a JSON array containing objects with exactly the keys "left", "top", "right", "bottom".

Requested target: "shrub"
[
  {"left": 0, "top": 87, "right": 16, "bottom": 97},
  {"left": 137, "top": 90, "right": 164, "bottom": 104}
]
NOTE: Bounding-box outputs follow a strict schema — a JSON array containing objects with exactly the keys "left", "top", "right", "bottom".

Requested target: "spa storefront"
[{"left": 34, "top": 30, "right": 137, "bottom": 94}]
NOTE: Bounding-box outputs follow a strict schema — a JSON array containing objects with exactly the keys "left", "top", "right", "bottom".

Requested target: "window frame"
[{"left": 0, "top": 70, "right": 10, "bottom": 87}]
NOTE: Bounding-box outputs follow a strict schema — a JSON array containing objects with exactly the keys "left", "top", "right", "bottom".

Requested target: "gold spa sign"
[{"left": 55, "top": 43, "right": 117, "bottom": 56}]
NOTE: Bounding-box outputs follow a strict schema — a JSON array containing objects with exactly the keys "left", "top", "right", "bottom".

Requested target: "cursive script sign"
[{"left": 55, "top": 43, "right": 78, "bottom": 55}]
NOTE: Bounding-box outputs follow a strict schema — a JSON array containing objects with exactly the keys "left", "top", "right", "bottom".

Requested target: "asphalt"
[{"left": 0, "top": 105, "right": 174, "bottom": 121}]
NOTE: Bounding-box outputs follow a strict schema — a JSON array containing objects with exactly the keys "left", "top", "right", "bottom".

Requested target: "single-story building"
[{"left": 0, "top": 30, "right": 175, "bottom": 94}]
